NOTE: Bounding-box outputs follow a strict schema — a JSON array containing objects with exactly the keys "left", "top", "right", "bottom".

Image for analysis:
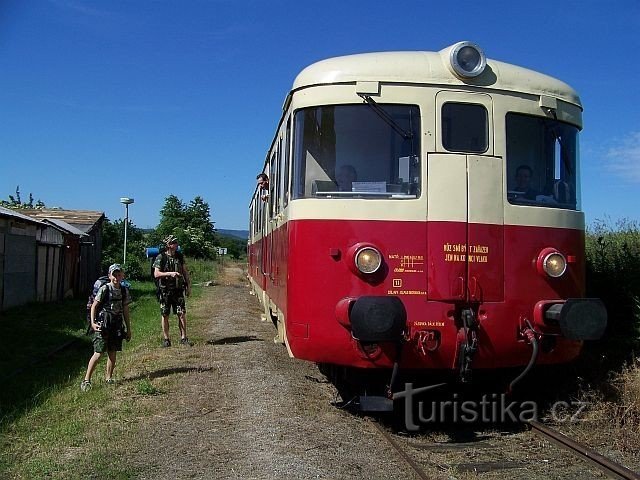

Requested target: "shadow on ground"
[
  {"left": 126, "top": 366, "right": 213, "bottom": 382},
  {"left": 206, "top": 335, "right": 263, "bottom": 346}
]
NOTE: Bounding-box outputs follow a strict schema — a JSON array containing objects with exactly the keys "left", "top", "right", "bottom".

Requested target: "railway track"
[
  {"left": 367, "top": 416, "right": 640, "bottom": 480},
  {"left": 527, "top": 420, "right": 640, "bottom": 480}
]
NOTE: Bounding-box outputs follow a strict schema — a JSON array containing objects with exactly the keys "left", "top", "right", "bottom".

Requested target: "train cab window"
[
  {"left": 442, "top": 102, "right": 488, "bottom": 153},
  {"left": 291, "top": 104, "right": 420, "bottom": 199},
  {"left": 506, "top": 113, "right": 578, "bottom": 210}
]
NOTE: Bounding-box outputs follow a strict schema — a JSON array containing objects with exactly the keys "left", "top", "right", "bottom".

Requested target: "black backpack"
[
  {"left": 85, "top": 277, "right": 126, "bottom": 335},
  {"left": 152, "top": 250, "right": 185, "bottom": 301}
]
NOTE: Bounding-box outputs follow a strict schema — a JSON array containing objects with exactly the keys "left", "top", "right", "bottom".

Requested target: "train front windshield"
[
  {"left": 506, "top": 113, "right": 579, "bottom": 210},
  {"left": 292, "top": 104, "right": 421, "bottom": 199}
]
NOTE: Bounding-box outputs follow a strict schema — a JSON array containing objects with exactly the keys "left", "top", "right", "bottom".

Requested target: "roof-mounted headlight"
[{"left": 448, "top": 41, "right": 486, "bottom": 78}]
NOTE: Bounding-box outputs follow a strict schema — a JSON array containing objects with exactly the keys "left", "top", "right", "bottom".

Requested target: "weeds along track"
[{"left": 360, "top": 414, "right": 640, "bottom": 480}]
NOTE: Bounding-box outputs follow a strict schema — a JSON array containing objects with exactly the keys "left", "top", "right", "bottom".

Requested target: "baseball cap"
[
  {"left": 108, "top": 263, "right": 123, "bottom": 275},
  {"left": 164, "top": 234, "right": 178, "bottom": 245}
]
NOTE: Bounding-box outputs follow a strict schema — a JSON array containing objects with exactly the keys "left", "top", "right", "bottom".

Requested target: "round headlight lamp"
[
  {"left": 355, "top": 247, "right": 382, "bottom": 274},
  {"left": 449, "top": 41, "right": 487, "bottom": 78},
  {"left": 543, "top": 252, "right": 567, "bottom": 278},
  {"left": 536, "top": 248, "right": 567, "bottom": 278}
]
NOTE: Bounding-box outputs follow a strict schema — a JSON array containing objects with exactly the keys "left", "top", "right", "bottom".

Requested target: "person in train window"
[
  {"left": 514, "top": 165, "right": 539, "bottom": 200},
  {"left": 256, "top": 173, "right": 269, "bottom": 201},
  {"left": 336, "top": 165, "right": 357, "bottom": 192}
]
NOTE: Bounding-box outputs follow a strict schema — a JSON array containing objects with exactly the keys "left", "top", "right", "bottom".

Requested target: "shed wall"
[{"left": 4, "top": 232, "right": 37, "bottom": 309}]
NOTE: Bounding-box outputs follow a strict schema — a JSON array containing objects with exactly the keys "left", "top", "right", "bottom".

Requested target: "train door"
[
  {"left": 269, "top": 134, "right": 285, "bottom": 287},
  {"left": 427, "top": 92, "right": 504, "bottom": 303}
]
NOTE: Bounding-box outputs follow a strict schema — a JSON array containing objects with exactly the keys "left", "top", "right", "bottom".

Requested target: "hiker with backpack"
[
  {"left": 153, "top": 235, "right": 191, "bottom": 347},
  {"left": 81, "top": 263, "right": 132, "bottom": 392}
]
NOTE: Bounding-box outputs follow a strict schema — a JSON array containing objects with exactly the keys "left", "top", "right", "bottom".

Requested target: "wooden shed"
[
  {"left": 40, "top": 218, "right": 87, "bottom": 299},
  {"left": 19, "top": 209, "right": 105, "bottom": 295},
  {"left": 35, "top": 219, "right": 66, "bottom": 303},
  {"left": 0, "top": 206, "right": 42, "bottom": 310}
]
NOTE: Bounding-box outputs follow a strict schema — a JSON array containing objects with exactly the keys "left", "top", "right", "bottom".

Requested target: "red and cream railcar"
[{"left": 248, "top": 42, "right": 606, "bottom": 387}]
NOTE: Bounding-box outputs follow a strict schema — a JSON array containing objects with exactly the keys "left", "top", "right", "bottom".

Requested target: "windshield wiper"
[
  {"left": 546, "top": 111, "right": 573, "bottom": 177},
  {"left": 358, "top": 94, "right": 413, "bottom": 140}
]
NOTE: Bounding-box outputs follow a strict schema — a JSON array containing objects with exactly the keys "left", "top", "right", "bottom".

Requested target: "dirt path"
[
  {"left": 122, "top": 265, "right": 413, "bottom": 479},
  {"left": 118, "top": 265, "right": 632, "bottom": 480}
]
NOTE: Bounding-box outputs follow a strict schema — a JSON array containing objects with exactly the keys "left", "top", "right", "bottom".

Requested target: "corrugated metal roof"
[
  {"left": 17, "top": 208, "right": 104, "bottom": 230},
  {"left": 42, "top": 218, "right": 88, "bottom": 236},
  {"left": 0, "top": 206, "right": 43, "bottom": 225}
]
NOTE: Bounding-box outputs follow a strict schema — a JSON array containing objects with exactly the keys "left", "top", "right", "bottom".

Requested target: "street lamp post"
[{"left": 120, "top": 197, "right": 134, "bottom": 265}]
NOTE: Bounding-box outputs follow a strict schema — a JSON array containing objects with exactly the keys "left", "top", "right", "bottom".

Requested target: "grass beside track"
[{"left": 0, "top": 259, "right": 218, "bottom": 479}]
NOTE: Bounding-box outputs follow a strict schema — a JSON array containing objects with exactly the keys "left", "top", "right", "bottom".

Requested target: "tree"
[
  {"left": 157, "top": 195, "right": 186, "bottom": 239},
  {"left": 157, "top": 194, "right": 217, "bottom": 259},
  {"left": 218, "top": 235, "right": 245, "bottom": 260},
  {"left": 102, "top": 218, "right": 147, "bottom": 280},
  {"left": 1, "top": 186, "right": 45, "bottom": 209}
]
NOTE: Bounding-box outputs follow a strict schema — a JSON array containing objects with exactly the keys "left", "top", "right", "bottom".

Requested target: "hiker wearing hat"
[
  {"left": 81, "top": 264, "right": 132, "bottom": 391},
  {"left": 153, "top": 235, "right": 191, "bottom": 347}
]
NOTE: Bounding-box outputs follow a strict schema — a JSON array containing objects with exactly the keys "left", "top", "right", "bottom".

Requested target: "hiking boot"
[
  {"left": 162, "top": 338, "right": 171, "bottom": 348},
  {"left": 179, "top": 337, "right": 192, "bottom": 346},
  {"left": 80, "top": 380, "right": 92, "bottom": 392}
]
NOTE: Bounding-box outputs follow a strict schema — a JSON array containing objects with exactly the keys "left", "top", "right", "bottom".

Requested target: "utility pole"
[{"left": 120, "top": 197, "right": 134, "bottom": 265}]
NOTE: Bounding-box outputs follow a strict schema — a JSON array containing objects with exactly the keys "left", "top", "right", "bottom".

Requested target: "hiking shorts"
[
  {"left": 160, "top": 289, "right": 186, "bottom": 316},
  {"left": 93, "top": 330, "right": 123, "bottom": 353}
]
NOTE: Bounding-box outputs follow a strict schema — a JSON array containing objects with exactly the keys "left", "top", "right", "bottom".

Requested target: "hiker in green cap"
[{"left": 153, "top": 235, "right": 191, "bottom": 347}]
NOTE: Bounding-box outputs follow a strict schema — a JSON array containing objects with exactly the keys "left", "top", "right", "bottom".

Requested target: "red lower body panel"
[{"left": 249, "top": 219, "right": 585, "bottom": 371}]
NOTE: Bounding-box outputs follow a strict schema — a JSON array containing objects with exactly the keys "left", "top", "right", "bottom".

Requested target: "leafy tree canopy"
[
  {"left": 156, "top": 194, "right": 217, "bottom": 259},
  {"left": 102, "top": 218, "right": 148, "bottom": 280},
  {"left": 218, "top": 234, "right": 246, "bottom": 260},
  {"left": 1, "top": 186, "right": 45, "bottom": 209}
]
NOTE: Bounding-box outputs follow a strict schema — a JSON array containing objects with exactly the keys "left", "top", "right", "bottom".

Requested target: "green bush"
[
  {"left": 585, "top": 218, "right": 640, "bottom": 370},
  {"left": 101, "top": 218, "right": 149, "bottom": 280}
]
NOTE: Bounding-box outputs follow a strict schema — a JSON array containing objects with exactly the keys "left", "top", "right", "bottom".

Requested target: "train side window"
[
  {"left": 269, "top": 151, "right": 277, "bottom": 217},
  {"left": 278, "top": 134, "right": 286, "bottom": 212},
  {"left": 442, "top": 102, "right": 488, "bottom": 153},
  {"left": 283, "top": 117, "right": 291, "bottom": 208}
]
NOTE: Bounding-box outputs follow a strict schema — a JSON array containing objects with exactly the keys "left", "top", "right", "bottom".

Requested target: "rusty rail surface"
[
  {"left": 528, "top": 420, "right": 640, "bottom": 480},
  {"left": 370, "top": 420, "right": 435, "bottom": 480}
]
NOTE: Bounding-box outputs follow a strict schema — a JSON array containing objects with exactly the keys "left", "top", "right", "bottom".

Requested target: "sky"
[{"left": 1, "top": 0, "right": 639, "bottom": 231}]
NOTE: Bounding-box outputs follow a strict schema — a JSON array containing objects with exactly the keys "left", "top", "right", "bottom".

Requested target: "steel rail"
[
  {"left": 528, "top": 420, "right": 640, "bottom": 480},
  {"left": 370, "top": 420, "right": 435, "bottom": 480}
]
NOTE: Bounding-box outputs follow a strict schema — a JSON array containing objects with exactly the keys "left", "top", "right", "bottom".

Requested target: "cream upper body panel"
[
  {"left": 251, "top": 46, "right": 586, "bottom": 239},
  {"left": 292, "top": 51, "right": 581, "bottom": 110}
]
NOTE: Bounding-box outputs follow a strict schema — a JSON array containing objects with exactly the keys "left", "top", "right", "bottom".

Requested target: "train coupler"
[{"left": 458, "top": 308, "right": 479, "bottom": 383}]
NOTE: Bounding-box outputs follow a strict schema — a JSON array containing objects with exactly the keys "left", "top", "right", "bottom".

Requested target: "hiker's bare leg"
[
  {"left": 161, "top": 315, "right": 170, "bottom": 340},
  {"left": 105, "top": 350, "right": 116, "bottom": 379},
  {"left": 84, "top": 352, "right": 102, "bottom": 381},
  {"left": 178, "top": 312, "right": 187, "bottom": 339}
]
